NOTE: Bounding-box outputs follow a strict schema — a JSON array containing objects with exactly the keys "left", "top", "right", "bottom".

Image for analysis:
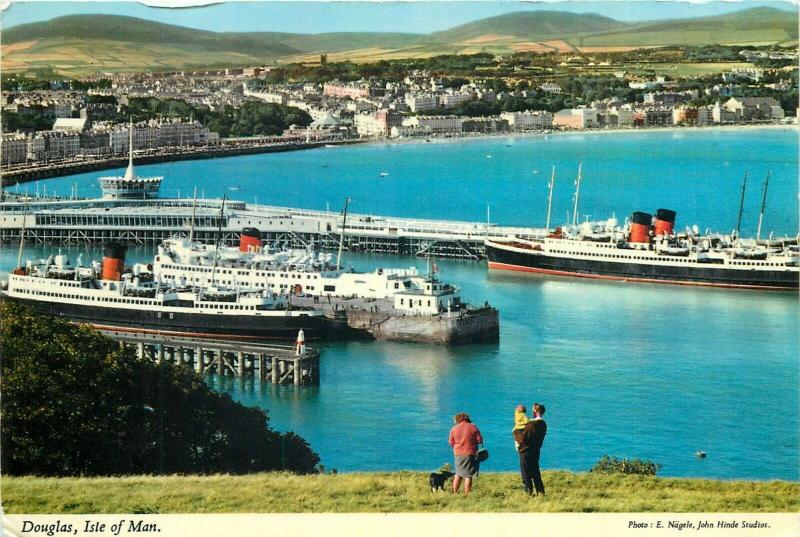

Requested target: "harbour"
[{"left": 0, "top": 128, "right": 798, "bottom": 480}]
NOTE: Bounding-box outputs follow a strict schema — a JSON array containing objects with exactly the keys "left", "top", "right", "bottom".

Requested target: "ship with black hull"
[
  {"left": 1, "top": 244, "right": 330, "bottom": 342},
  {"left": 152, "top": 229, "right": 499, "bottom": 345},
  {"left": 485, "top": 209, "right": 799, "bottom": 291}
]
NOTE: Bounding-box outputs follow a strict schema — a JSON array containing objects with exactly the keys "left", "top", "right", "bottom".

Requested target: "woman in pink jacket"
[{"left": 448, "top": 412, "right": 484, "bottom": 494}]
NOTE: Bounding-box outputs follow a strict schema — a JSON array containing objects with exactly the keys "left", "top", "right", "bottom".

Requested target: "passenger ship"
[
  {"left": 485, "top": 209, "right": 799, "bottom": 290},
  {"left": 2, "top": 244, "right": 329, "bottom": 341},
  {"left": 154, "top": 228, "right": 466, "bottom": 314}
]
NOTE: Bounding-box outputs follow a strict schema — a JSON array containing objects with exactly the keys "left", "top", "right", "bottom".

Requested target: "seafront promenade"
[{"left": 3, "top": 123, "right": 794, "bottom": 186}]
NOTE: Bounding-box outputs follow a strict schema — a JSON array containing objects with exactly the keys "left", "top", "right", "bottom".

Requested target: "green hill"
[
  {"left": 1, "top": 14, "right": 421, "bottom": 57},
  {"left": 1, "top": 7, "right": 797, "bottom": 75},
  {"left": 426, "top": 11, "right": 629, "bottom": 43},
  {"left": 581, "top": 6, "right": 798, "bottom": 46}
]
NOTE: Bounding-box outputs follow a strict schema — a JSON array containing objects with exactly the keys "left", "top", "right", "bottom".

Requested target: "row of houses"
[
  {"left": 347, "top": 96, "right": 786, "bottom": 138},
  {"left": 1, "top": 119, "right": 218, "bottom": 165}
]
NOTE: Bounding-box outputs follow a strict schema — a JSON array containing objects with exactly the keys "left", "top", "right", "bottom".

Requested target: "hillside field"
[{"left": 2, "top": 471, "right": 798, "bottom": 513}]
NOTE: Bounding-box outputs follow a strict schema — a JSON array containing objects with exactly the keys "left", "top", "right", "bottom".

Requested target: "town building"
[
  {"left": 540, "top": 83, "right": 562, "bottom": 94},
  {"left": 553, "top": 108, "right": 598, "bottom": 129},
  {"left": 721, "top": 97, "right": 784, "bottom": 121},
  {"left": 461, "top": 117, "right": 509, "bottom": 133},
  {"left": 403, "top": 115, "right": 463, "bottom": 135},
  {"left": 53, "top": 117, "right": 89, "bottom": 133},
  {"left": 354, "top": 110, "right": 400, "bottom": 137},
  {"left": 323, "top": 82, "right": 371, "bottom": 100},
  {"left": 27, "top": 131, "right": 81, "bottom": 161},
  {"left": 499, "top": 111, "right": 553, "bottom": 131},
  {"left": 440, "top": 91, "right": 472, "bottom": 108},
  {"left": 672, "top": 106, "right": 699, "bottom": 126},
  {"left": 407, "top": 94, "right": 439, "bottom": 113},
  {"left": 1, "top": 133, "right": 28, "bottom": 165}
]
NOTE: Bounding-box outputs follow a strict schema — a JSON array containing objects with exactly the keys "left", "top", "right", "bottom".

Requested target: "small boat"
[
  {"left": 229, "top": 185, "right": 240, "bottom": 192},
  {"left": 658, "top": 246, "right": 690, "bottom": 256},
  {"left": 532, "top": 169, "right": 540, "bottom": 175},
  {"left": 485, "top": 155, "right": 493, "bottom": 159},
  {"left": 379, "top": 172, "right": 389, "bottom": 177},
  {"left": 695, "top": 450, "right": 707, "bottom": 459},
  {"left": 324, "top": 144, "right": 337, "bottom": 148},
  {"left": 322, "top": 163, "right": 329, "bottom": 168},
  {"left": 734, "top": 249, "right": 768, "bottom": 260}
]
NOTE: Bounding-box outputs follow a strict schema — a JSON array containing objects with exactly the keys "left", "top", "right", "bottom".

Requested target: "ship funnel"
[
  {"left": 239, "top": 227, "right": 263, "bottom": 252},
  {"left": 629, "top": 211, "right": 652, "bottom": 243},
  {"left": 654, "top": 208, "right": 676, "bottom": 237},
  {"left": 102, "top": 242, "right": 127, "bottom": 281}
]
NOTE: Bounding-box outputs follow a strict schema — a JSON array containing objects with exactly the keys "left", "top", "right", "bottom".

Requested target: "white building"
[
  {"left": 53, "top": 117, "right": 88, "bottom": 132},
  {"left": 407, "top": 93, "right": 439, "bottom": 113},
  {"left": 403, "top": 115, "right": 463, "bottom": 134},
  {"left": 354, "top": 110, "right": 394, "bottom": 137},
  {"left": 499, "top": 111, "right": 553, "bottom": 131},
  {"left": 540, "top": 83, "right": 562, "bottom": 94},
  {"left": 440, "top": 91, "right": 471, "bottom": 108},
  {"left": 553, "top": 108, "right": 598, "bottom": 129}
]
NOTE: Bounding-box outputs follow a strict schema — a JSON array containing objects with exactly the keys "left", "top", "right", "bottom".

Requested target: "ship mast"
[
  {"left": 209, "top": 194, "right": 227, "bottom": 289},
  {"left": 189, "top": 187, "right": 198, "bottom": 243},
  {"left": 756, "top": 171, "right": 770, "bottom": 241},
  {"left": 336, "top": 197, "right": 350, "bottom": 271},
  {"left": 546, "top": 165, "right": 556, "bottom": 231},
  {"left": 735, "top": 170, "right": 748, "bottom": 237},
  {"left": 572, "top": 163, "right": 582, "bottom": 226},
  {"left": 16, "top": 202, "right": 28, "bottom": 270}
]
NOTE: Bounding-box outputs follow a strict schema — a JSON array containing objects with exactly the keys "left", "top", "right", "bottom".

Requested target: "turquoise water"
[
  {"left": 3, "top": 128, "right": 798, "bottom": 480},
  {"left": 35, "top": 128, "right": 800, "bottom": 236}
]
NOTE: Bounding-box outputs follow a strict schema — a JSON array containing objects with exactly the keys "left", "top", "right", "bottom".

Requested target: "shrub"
[
  {"left": 0, "top": 302, "right": 320, "bottom": 476},
  {"left": 590, "top": 455, "right": 662, "bottom": 476}
]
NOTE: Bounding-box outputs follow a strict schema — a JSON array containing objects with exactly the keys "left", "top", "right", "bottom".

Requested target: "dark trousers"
[{"left": 519, "top": 449, "right": 545, "bottom": 495}]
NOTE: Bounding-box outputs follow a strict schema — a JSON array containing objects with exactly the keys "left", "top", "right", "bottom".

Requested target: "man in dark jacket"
[{"left": 512, "top": 402, "right": 547, "bottom": 495}]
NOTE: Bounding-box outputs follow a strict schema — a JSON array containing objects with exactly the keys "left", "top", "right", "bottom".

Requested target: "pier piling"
[{"left": 102, "top": 330, "right": 320, "bottom": 386}]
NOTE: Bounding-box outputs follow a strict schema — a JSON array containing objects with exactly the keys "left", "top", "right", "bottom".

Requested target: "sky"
[{"left": 1, "top": 0, "right": 797, "bottom": 34}]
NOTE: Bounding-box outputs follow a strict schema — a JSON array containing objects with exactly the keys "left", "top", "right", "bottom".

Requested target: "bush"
[
  {"left": 0, "top": 302, "right": 320, "bottom": 476},
  {"left": 590, "top": 455, "right": 662, "bottom": 476}
]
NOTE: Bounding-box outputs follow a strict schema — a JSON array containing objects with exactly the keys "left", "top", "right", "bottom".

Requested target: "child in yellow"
[{"left": 513, "top": 404, "right": 529, "bottom": 451}]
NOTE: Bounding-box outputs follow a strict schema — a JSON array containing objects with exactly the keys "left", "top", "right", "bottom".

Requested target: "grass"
[{"left": 2, "top": 471, "right": 798, "bottom": 513}]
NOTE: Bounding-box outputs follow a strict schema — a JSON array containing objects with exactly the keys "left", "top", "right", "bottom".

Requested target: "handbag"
[{"left": 476, "top": 443, "right": 489, "bottom": 463}]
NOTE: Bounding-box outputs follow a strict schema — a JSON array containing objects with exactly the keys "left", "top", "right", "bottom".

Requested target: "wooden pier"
[{"left": 100, "top": 329, "right": 320, "bottom": 386}]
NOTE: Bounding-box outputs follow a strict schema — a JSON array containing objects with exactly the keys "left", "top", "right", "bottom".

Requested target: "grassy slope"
[
  {"left": 2, "top": 471, "right": 798, "bottom": 513},
  {"left": 425, "top": 11, "right": 629, "bottom": 44},
  {"left": 1, "top": 7, "right": 796, "bottom": 74}
]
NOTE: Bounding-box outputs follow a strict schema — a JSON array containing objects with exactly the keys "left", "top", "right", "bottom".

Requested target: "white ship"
[
  {"left": 2, "top": 244, "right": 331, "bottom": 341},
  {"left": 151, "top": 229, "right": 499, "bottom": 344}
]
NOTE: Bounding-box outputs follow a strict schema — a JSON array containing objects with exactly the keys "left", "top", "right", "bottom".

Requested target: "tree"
[{"left": 0, "top": 302, "right": 320, "bottom": 476}]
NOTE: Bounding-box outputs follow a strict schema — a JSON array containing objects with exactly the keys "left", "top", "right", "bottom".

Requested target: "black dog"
[{"left": 429, "top": 470, "right": 454, "bottom": 492}]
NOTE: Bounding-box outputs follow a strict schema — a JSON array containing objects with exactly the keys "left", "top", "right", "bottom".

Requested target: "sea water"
[{"left": 3, "top": 128, "right": 798, "bottom": 480}]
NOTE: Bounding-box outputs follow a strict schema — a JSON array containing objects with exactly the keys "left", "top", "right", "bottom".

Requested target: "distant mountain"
[
  {"left": 2, "top": 7, "right": 797, "bottom": 75},
  {"left": 580, "top": 6, "right": 799, "bottom": 47},
  {"left": 1, "top": 15, "right": 421, "bottom": 57},
  {"left": 426, "top": 11, "right": 629, "bottom": 43}
]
